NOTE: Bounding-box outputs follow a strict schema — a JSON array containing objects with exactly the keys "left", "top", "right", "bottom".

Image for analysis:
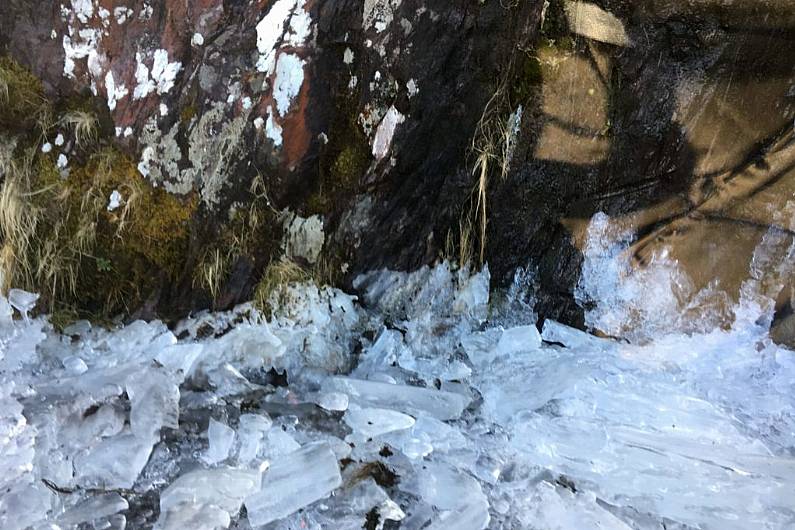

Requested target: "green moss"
[
  {"left": 510, "top": 52, "right": 544, "bottom": 104},
  {"left": 180, "top": 104, "right": 197, "bottom": 123},
  {"left": 310, "top": 84, "right": 372, "bottom": 216},
  {"left": 330, "top": 144, "right": 369, "bottom": 188},
  {"left": 0, "top": 56, "right": 50, "bottom": 132}
]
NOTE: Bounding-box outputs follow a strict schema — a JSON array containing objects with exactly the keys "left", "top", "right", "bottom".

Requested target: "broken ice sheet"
[
  {"left": 401, "top": 461, "right": 490, "bottom": 530},
  {"left": 344, "top": 405, "right": 415, "bottom": 440},
  {"left": 74, "top": 431, "right": 156, "bottom": 489},
  {"left": 159, "top": 468, "right": 262, "bottom": 516},
  {"left": 204, "top": 418, "right": 236, "bottom": 465},
  {"left": 237, "top": 413, "right": 272, "bottom": 464},
  {"left": 244, "top": 442, "right": 342, "bottom": 527},
  {"left": 323, "top": 376, "right": 469, "bottom": 420},
  {"left": 57, "top": 492, "right": 129, "bottom": 526}
]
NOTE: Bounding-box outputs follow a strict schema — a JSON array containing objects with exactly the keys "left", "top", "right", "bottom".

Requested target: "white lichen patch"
[
  {"left": 281, "top": 211, "right": 325, "bottom": 265},
  {"left": 138, "top": 102, "right": 250, "bottom": 206},
  {"left": 71, "top": 0, "right": 93, "bottom": 24},
  {"left": 256, "top": 0, "right": 311, "bottom": 76},
  {"left": 372, "top": 106, "right": 405, "bottom": 160},
  {"left": 273, "top": 53, "right": 305, "bottom": 116},
  {"left": 133, "top": 50, "right": 182, "bottom": 100},
  {"left": 192, "top": 33, "right": 205, "bottom": 46},
  {"left": 139, "top": 3, "right": 153, "bottom": 21},
  {"left": 363, "top": 0, "right": 402, "bottom": 32},
  {"left": 406, "top": 78, "right": 418, "bottom": 98},
  {"left": 104, "top": 70, "right": 128, "bottom": 111},
  {"left": 265, "top": 106, "right": 283, "bottom": 147},
  {"left": 61, "top": 0, "right": 108, "bottom": 81},
  {"left": 114, "top": 7, "right": 133, "bottom": 24}
]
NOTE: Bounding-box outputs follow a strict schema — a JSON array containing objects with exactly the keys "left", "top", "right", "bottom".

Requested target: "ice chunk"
[
  {"left": 57, "top": 493, "right": 129, "bottom": 526},
  {"left": 155, "top": 343, "right": 204, "bottom": 379},
  {"left": 159, "top": 468, "right": 262, "bottom": 515},
  {"left": 154, "top": 502, "right": 231, "bottom": 530},
  {"left": 402, "top": 462, "right": 490, "bottom": 530},
  {"left": 237, "top": 413, "right": 272, "bottom": 464},
  {"left": 262, "top": 427, "right": 300, "bottom": 459},
  {"left": 74, "top": 432, "right": 155, "bottom": 489},
  {"left": 8, "top": 289, "right": 38, "bottom": 319},
  {"left": 245, "top": 443, "right": 342, "bottom": 527},
  {"left": 0, "top": 483, "right": 53, "bottom": 530},
  {"left": 204, "top": 418, "right": 236, "bottom": 465},
  {"left": 0, "top": 397, "right": 36, "bottom": 491},
  {"left": 541, "top": 319, "right": 613, "bottom": 350},
  {"left": 517, "top": 481, "right": 634, "bottom": 529},
  {"left": 126, "top": 369, "right": 180, "bottom": 439},
  {"left": 62, "top": 355, "right": 88, "bottom": 374},
  {"left": 494, "top": 325, "right": 542, "bottom": 355},
  {"left": 344, "top": 406, "right": 415, "bottom": 440},
  {"left": 316, "top": 391, "right": 349, "bottom": 411},
  {"left": 324, "top": 377, "right": 469, "bottom": 420}
]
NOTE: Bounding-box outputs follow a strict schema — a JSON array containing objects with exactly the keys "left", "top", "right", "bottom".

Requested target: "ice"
[
  {"left": 237, "top": 413, "right": 272, "bottom": 464},
  {"left": 154, "top": 502, "right": 231, "bottom": 530},
  {"left": 74, "top": 431, "right": 156, "bottom": 489},
  {"left": 401, "top": 461, "right": 490, "bottom": 530},
  {"left": 344, "top": 405, "right": 415, "bottom": 440},
  {"left": 493, "top": 324, "right": 542, "bottom": 354},
  {"left": 159, "top": 468, "right": 262, "bottom": 515},
  {"left": 315, "top": 391, "right": 349, "bottom": 411},
  {"left": 126, "top": 368, "right": 180, "bottom": 438},
  {"left": 244, "top": 443, "right": 342, "bottom": 527},
  {"left": 7, "top": 288, "right": 38, "bottom": 318},
  {"left": 1, "top": 215, "right": 794, "bottom": 529},
  {"left": 323, "top": 376, "right": 469, "bottom": 420},
  {"left": 62, "top": 355, "right": 88, "bottom": 374},
  {"left": 204, "top": 418, "right": 236, "bottom": 465},
  {"left": 57, "top": 492, "right": 129, "bottom": 525}
]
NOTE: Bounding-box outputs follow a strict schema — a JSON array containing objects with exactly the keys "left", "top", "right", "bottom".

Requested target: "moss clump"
[
  {"left": 330, "top": 144, "right": 369, "bottom": 189},
  {"left": 0, "top": 56, "right": 50, "bottom": 132},
  {"left": 311, "top": 84, "right": 372, "bottom": 216},
  {"left": 510, "top": 52, "right": 544, "bottom": 105},
  {"left": 180, "top": 104, "right": 197, "bottom": 123},
  {"left": 2, "top": 141, "right": 197, "bottom": 321}
]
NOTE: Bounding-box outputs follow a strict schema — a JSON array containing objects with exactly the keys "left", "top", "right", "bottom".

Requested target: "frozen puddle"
[{"left": 1, "top": 217, "right": 794, "bottom": 529}]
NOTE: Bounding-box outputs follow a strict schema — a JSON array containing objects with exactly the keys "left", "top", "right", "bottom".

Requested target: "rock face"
[
  {"left": 2, "top": 0, "right": 795, "bottom": 337},
  {"left": 0, "top": 0, "right": 540, "bottom": 319}
]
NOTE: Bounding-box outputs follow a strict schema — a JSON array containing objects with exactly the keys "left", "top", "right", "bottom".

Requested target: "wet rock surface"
[{"left": 2, "top": 0, "right": 795, "bottom": 340}]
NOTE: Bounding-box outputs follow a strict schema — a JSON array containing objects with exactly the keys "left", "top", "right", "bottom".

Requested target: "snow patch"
[{"left": 107, "top": 190, "right": 122, "bottom": 211}]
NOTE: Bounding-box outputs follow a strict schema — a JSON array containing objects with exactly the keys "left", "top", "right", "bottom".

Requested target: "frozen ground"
[{"left": 0, "top": 213, "right": 794, "bottom": 529}]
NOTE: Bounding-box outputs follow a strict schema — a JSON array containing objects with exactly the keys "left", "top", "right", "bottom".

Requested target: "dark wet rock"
[{"left": 3, "top": 0, "right": 795, "bottom": 343}]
